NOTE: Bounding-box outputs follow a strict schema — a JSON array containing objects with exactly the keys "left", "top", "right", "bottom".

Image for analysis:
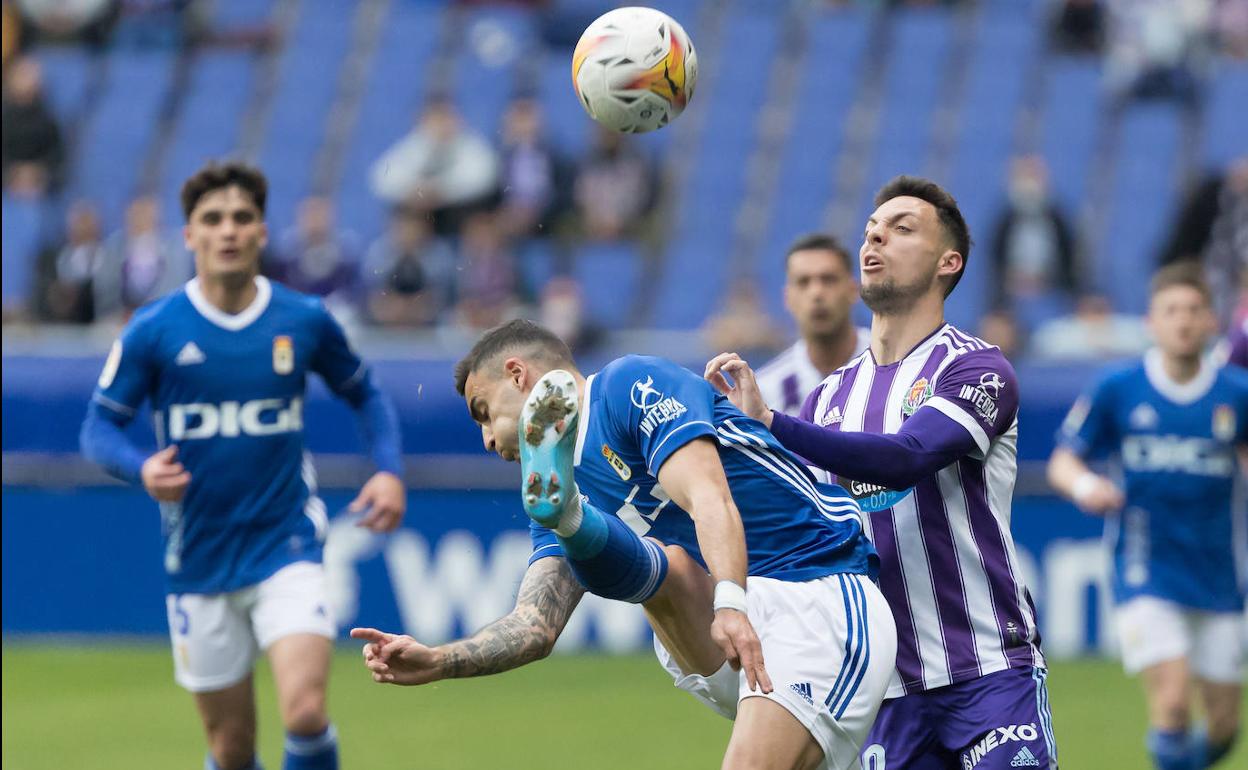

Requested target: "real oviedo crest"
[{"left": 273, "top": 335, "right": 294, "bottom": 375}]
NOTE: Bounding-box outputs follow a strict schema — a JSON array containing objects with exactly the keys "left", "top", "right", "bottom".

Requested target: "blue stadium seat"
[
  {"left": 573, "top": 240, "right": 642, "bottom": 328},
  {"left": 2, "top": 196, "right": 46, "bottom": 310},
  {"left": 517, "top": 238, "right": 559, "bottom": 299},
  {"left": 335, "top": 1, "right": 445, "bottom": 241},
  {"left": 159, "top": 52, "right": 256, "bottom": 222},
  {"left": 650, "top": 9, "right": 780, "bottom": 329},
  {"left": 33, "top": 47, "right": 94, "bottom": 127},
  {"left": 757, "top": 7, "right": 872, "bottom": 326},
  {"left": 259, "top": 0, "right": 356, "bottom": 234},
  {"left": 73, "top": 49, "right": 177, "bottom": 229},
  {"left": 1203, "top": 61, "right": 1248, "bottom": 167},
  {"left": 450, "top": 5, "right": 539, "bottom": 139},
  {"left": 1040, "top": 57, "right": 1104, "bottom": 215},
  {"left": 1099, "top": 104, "right": 1182, "bottom": 313}
]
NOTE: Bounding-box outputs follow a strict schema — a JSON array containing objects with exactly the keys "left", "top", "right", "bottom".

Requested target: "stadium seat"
[
  {"left": 573, "top": 240, "right": 643, "bottom": 328},
  {"left": 1, "top": 196, "right": 46, "bottom": 310}
]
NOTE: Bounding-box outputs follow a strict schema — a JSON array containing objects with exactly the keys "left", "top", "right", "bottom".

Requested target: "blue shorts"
[{"left": 861, "top": 666, "right": 1058, "bottom": 769}]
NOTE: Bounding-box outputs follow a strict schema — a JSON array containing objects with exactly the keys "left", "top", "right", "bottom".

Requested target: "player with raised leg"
[
  {"left": 353, "top": 320, "right": 896, "bottom": 770},
  {"left": 1048, "top": 263, "right": 1247, "bottom": 770},
  {"left": 707, "top": 176, "right": 1058, "bottom": 769},
  {"left": 80, "top": 162, "right": 406, "bottom": 770},
  {"left": 755, "top": 234, "right": 870, "bottom": 416}
]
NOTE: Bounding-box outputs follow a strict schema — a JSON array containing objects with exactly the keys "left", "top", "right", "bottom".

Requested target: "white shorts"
[
  {"left": 654, "top": 573, "right": 897, "bottom": 770},
  {"left": 1116, "top": 595, "right": 1244, "bottom": 683},
  {"left": 166, "top": 561, "right": 336, "bottom": 693}
]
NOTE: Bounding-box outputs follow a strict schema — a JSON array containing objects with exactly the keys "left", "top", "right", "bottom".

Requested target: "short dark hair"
[
  {"left": 784, "top": 233, "right": 853, "bottom": 274},
  {"left": 454, "top": 319, "right": 575, "bottom": 396},
  {"left": 1150, "top": 261, "right": 1212, "bottom": 304},
  {"left": 874, "top": 175, "right": 971, "bottom": 297},
  {"left": 180, "top": 161, "right": 268, "bottom": 221}
]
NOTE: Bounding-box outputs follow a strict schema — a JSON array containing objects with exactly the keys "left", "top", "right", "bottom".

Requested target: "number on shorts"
[
  {"left": 173, "top": 596, "right": 190, "bottom": 636},
  {"left": 862, "top": 744, "right": 886, "bottom": 770}
]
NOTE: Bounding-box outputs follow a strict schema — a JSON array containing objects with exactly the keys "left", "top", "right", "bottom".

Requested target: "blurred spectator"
[
  {"left": 452, "top": 211, "right": 522, "bottom": 331},
  {"left": 1051, "top": 0, "right": 1107, "bottom": 54},
  {"left": 2, "top": 55, "right": 65, "bottom": 197},
  {"left": 1159, "top": 156, "right": 1248, "bottom": 324},
  {"left": 1213, "top": 0, "right": 1248, "bottom": 57},
  {"left": 364, "top": 206, "right": 454, "bottom": 328},
  {"left": 1104, "top": 0, "right": 1212, "bottom": 104},
  {"left": 978, "top": 309, "right": 1023, "bottom": 360},
  {"left": 497, "top": 96, "right": 571, "bottom": 239},
  {"left": 573, "top": 126, "right": 658, "bottom": 241},
  {"left": 370, "top": 96, "right": 500, "bottom": 236},
  {"left": 93, "top": 195, "right": 189, "bottom": 322},
  {"left": 989, "top": 155, "right": 1079, "bottom": 329},
  {"left": 33, "top": 200, "right": 106, "bottom": 323},
  {"left": 539, "top": 276, "right": 603, "bottom": 356},
  {"left": 15, "top": 0, "right": 114, "bottom": 46},
  {"left": 701, "top": 279, "right": 786, "bottom": 362},
  {"left": 1029, "top": 292, "right": 1150, "bottom": 360},
  {"left": 271, "top": 196, "right": 364, "bottom": 317}
]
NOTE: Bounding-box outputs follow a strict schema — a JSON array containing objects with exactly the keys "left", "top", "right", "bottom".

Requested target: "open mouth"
[{"left": 862, "top": 253, "right": 884, "bottom": 271}]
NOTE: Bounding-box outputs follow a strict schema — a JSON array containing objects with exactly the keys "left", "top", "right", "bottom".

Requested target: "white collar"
[
  {"left": 573, "top": 374, "right": 594, "bottom": 466},
  {"left": 1143, "top": 348, "right": 1217, "bottom": 405},
  {"left": 185, "top": 276, "right": 272, "bottom": 331}
]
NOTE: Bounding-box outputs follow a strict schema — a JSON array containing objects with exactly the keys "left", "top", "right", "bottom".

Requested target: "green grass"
[{"left": 2, "top": 645, "right": 1245, "bottom": 768}]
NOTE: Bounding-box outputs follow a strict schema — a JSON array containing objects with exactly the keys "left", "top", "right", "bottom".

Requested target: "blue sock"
[
  {"left": 205, "top": 756, "right": 263, "bottom": 770},
  {"left": 1190, "top": 726, "right": 1236, "bottom": 768},
  {"left": 561, "top": 502, "right": 668, "bottom": 603},
  {"left": 283, "top": 724, "right": 338, "bottom": 770},
  {"left": 1148, "top": 727, "right": 1195, "bottom": 770}
]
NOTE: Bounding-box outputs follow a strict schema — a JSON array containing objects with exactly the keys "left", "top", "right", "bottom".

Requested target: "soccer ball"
[{"left": 571, "top": 6, "right": 698, "bottom": 133}]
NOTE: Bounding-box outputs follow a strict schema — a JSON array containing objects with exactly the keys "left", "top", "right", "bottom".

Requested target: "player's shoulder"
[
  {"left": 1215, "top": 361, "right": 1248, "bottom": 394},
  {"left": 265, "top": 278, "right": 331, "bottom": 319},
  {"left": 599, "top": 353, "right": 687, "bottom": 382},
  {"left": 935, "top": 325, "right": 1017, "bottom": 379},
  {"left": 1095, "top": 359, "right": 1147, "bottom": 392},
  {"left": 119, "top": 284, "right": 192, "bottom": 342}
]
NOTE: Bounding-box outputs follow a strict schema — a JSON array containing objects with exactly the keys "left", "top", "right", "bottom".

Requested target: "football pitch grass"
[{"left": 3, "top": 645, "right": 1245, "bottom": 769}]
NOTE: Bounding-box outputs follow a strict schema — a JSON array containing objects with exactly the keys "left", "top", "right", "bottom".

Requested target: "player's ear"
[
  {"left": 502, "top": 356, "right": 527, "bottom": 389},
  {"left": 937, "top": 249, "right": 963, "bottom": 280},
  {"left": 257, "top": 221, "right": 269, "bottom": 251}
]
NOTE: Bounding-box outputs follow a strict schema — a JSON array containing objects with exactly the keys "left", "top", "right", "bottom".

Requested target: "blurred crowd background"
[{"left": 2, "top": 0, "right": 1246, "bottom": 363}]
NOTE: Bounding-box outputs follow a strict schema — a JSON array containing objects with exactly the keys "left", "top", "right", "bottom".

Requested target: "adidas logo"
[
  {"left": 175, "top": 342, "right": 206, "bottom": 366},
  {"left": 789, "top": 682, "right": 813, "bottom": 705},
  {"left": 821, "top": 405, "right": 844, "bottom": 426},
  {"left": 1010, "top": 746, "right": 1040, "bottom": 767}
]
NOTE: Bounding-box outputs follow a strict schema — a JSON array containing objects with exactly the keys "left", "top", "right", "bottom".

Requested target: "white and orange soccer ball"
[{"left": 571, "top": 6, "right": 698, "bottom": 133}]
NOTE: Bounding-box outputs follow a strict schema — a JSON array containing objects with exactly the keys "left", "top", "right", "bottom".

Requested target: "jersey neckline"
[
  {"left": 185, "top": 276, "right": 273, "bottom": 331},
  {"left": 1142, "top": 348, "right": 1218, "bottom": 405}
]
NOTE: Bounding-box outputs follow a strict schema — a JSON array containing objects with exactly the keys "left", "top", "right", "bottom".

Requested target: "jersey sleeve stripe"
[
  {"left": 93, "top": 393, "right": 139, "bottom": 417},
  {"left": 646, "top": 420, "right": 716, "bottom": 471},
  {"left": 718, "top": 420, "right": 862, "bottom": 511},
  {"left": 333, "top": 362, "right": 368, "bottom": 393},
  {"left": 924, "top": 397, "right": 990, "bottom": 455}
]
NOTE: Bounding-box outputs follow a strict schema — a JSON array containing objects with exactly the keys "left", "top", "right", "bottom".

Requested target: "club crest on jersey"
[
  {"left": 272, "top": 335, "right": 294, "bottom": 375},
  {"left": 601, "top": 444, "right": 632, "bottom": 480},
  {"left": 1213, "top": 404, "right": 1235, "bottom": 441},
  {"left": 901, "top": 377, "right": 933, "bottom": 416}
]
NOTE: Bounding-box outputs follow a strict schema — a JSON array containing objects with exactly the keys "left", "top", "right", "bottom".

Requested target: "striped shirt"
[
  {"left": 802, "top": 324, "right": 1044, "bottom": 698},
  {"left": 756, "top": 329, "right": 872, "bottom": 416}
]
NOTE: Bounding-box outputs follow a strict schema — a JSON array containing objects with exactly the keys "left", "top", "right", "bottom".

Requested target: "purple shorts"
[{"left": 862, "top": 666, "right": 1058, "bottom": 769}]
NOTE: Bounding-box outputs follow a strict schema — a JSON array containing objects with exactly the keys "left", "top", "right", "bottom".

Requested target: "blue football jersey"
[
  {"left": 1058, "top": 350, "right": 1248, "bottom": 612},
  {"left": 91, "top": 277, "right": 373, "bottom": 594},
  {"left": 528, "top": 355, "right": 877, "bottom": 582}
]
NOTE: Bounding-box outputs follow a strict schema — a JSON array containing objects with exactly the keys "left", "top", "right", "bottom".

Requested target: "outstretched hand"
[
  {"left": 704, "top": 353, "right": 772, "bottom": 427},
  {"left": 350, "top": 627, "right": 443, "bottom": 686}
]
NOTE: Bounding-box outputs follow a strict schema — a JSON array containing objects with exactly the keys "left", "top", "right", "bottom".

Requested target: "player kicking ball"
[{"left": 354, "top": 320, "right": 896, "bottom": 770}]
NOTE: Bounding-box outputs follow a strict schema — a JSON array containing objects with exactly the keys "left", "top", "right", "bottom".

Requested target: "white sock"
[{"left": 553, "top": 493, "right": 584, "bottom": 537}]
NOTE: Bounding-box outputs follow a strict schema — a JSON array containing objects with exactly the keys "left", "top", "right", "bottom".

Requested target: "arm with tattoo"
[
  {"left": 441, "top": 556, "right": 586, "bottom": 677},
  {"left": 353, "top": 556, "right": 586, "bottom": 686}
]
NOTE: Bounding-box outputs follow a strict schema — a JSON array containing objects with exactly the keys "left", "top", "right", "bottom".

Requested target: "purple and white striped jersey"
[
  {"left": 801, "top": 323, "right": 1043, "bottom": 698},
  {"left": 756, "top": 330, "right": 871, "bottom": 416}
]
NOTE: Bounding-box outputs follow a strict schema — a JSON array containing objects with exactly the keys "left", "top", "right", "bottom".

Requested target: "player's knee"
[
  {"left": 281, "top": 689, "right": 328, "bottom": 735},
  {"left": 1207, "top": 707, "right": 1240, "bottom": 743}
]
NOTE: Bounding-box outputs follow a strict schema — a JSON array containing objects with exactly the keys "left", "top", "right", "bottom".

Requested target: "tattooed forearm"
[{"left": 440, "top": 558, "right": 586, "bottom": 679}]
